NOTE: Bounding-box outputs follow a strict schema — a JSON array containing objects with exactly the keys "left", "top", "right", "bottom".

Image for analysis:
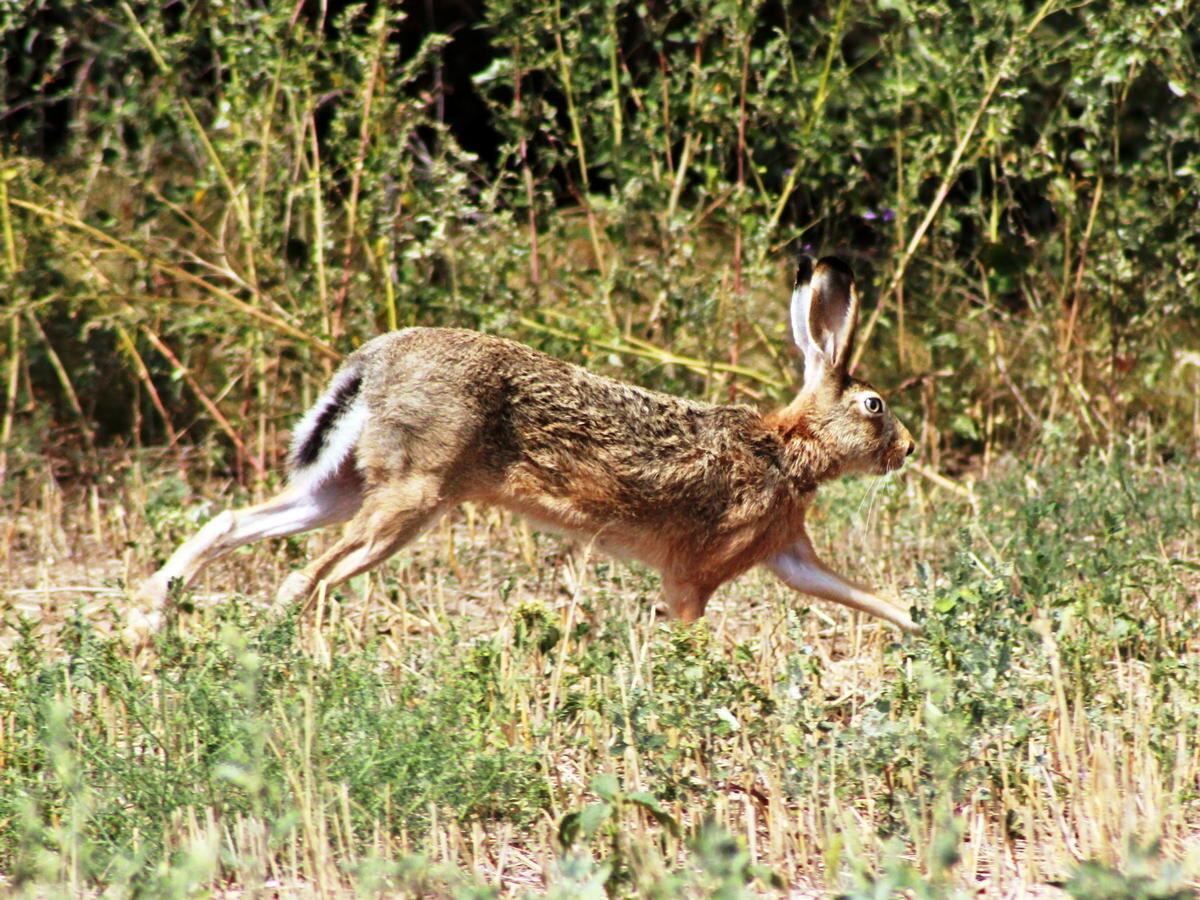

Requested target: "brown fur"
[{"left": 129, "top": 257, "right": 919, "bottom": 639}]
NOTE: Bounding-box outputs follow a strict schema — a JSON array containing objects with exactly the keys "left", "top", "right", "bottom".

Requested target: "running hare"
[{"left": 130, "top": 256, "right": 918, "bottom": 638}]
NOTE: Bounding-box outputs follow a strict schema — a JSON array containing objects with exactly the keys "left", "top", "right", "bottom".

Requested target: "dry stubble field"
[{"left": 2, "top": 447, "right": 1199, "bottom": 897}]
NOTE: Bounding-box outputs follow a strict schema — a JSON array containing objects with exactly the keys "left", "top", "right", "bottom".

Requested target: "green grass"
[{"left": 1, "top": 450, "right": 1197, "bottom": 896}]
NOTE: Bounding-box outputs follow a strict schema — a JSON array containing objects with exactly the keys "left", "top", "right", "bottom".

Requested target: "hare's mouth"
[{"left": 880, "top": 450, "right": 908, "bottom": 474}]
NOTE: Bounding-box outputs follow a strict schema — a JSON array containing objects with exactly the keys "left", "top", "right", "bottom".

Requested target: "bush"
[{"left": 1, "top": 0, "right": 1198, "bottom": 476}]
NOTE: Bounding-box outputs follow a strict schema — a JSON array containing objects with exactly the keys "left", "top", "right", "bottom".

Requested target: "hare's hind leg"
[
  {"left": 128, "top": 468, "right": 364, "bottom": 640},
  {"left": 271, "top": 473, "right": 453, "bottom": 618}
]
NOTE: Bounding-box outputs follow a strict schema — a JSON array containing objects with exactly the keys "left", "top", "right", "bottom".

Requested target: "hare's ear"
[{"left": 790, "top": 255, "right": 858, "bottom": 389}]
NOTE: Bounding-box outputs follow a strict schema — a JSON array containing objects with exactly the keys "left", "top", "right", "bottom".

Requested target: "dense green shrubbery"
[{"left": 1, "top": 0, "right": 1198, "bottom": 475}]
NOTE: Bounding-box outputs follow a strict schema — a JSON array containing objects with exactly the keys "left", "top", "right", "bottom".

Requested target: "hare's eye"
[{"left": 862, "top": 395, "right": 884, "bottom": 415}]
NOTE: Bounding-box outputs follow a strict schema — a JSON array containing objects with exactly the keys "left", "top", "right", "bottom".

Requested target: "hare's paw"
[
  {"left": 122, "top": 606, "right": 164, "bottom": 647},
  {"left": 270, "top": 571, "right": 315, "bottom": 619}
]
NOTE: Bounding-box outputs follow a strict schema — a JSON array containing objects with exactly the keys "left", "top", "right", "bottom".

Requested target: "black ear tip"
[
  {"left": 812, "top": 256, "right": 855, "bottom": 295},
  {"left": 815, "top": 255, "right": 853, "bottom": 277},
  {"left": 793, "top": 255, "right": 815, "bottom": 289}
]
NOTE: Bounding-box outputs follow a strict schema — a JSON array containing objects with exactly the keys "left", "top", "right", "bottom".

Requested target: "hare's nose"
[{"left": 905, "top": 442, "right": 916, "bottom": 457}]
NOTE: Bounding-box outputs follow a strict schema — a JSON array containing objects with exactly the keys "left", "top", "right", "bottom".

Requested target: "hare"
[{"left": 129, "top": 256, "right": 918, "bottom": 639}]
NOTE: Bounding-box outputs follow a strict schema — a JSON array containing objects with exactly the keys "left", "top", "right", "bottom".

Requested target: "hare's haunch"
[{"left": 130, "top": 257, "right": 919, "bottom": 639}]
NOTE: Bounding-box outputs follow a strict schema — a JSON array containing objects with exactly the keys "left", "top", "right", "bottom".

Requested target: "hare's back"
[
  {"left": 353, "top": 326, "right": 693, "bottom": 420},
  {"left": 352, "top": 327, "right": 623, "bottom": 427},
  {"left": 352, "top": 328, "right": 782, "bottom": 514}
]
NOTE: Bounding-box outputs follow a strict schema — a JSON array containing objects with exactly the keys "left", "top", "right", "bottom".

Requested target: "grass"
[{"left": 1, "top": 447, "right": 1198, "bottom": 897}]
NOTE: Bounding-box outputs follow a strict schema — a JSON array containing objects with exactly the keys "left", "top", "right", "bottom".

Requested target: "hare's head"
[{"left": 789, "top": 256, "right": 915, "bottom": 476}]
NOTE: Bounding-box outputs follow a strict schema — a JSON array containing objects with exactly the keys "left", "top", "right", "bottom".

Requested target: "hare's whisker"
[
  {"left": 855, "top": 481, "right": 875, "bottom": 521},
  {"left": 864, "top": 479, "right": 882, "bottom": 529}
]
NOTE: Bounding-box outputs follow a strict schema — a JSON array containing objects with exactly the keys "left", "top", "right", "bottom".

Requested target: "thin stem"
[
  {"left": 119, "top": 2, "right": 258, "bottom": 292},
  {"left": 0, "top": 314, "right": 20, "bottom": 488},
  {"left": 765, "top": 0, "right": 848, "bottom": 246},
  {"left": 25, "top": 308, "right": 97, "bottom": 461},
  {"left": 553, "top": 0, "right": 590, "bottom": 194},
  {"left": 1060, "top": 175, "right": 1104, "bottom": 356},
  {"left": 0, "top": 177, "right": 20, "bottom": 486},
  {"left": 139, "top": 323, "right": 264, "bottom": 478},
  {"left": 332, "top": 7, "right": 390, "bottom": 336},
  {"left": 512, "top": 41, "right": 542, "bottom": 295},
  {"left": 518, "top": 316, "right": 782, "bottom": 390},
  {"left": 308, "top": 115, "right": 330, "bottom": 338},
  {"left": 113, "top": 323, "right": 181, "bottom": 450},
  {"left": 666, "top": 44, "right": 705, "bottom": 223},
  {"left": 10, "top": 198, "right": 339, "bottom": 360},
  {"left": 606, "top": 0, "right": 623, "bottom": 155}
]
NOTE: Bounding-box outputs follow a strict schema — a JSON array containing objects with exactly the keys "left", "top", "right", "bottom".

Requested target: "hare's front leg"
[
  {"left": 661, "top": 575, "right": 716, "bottom": 623},
  {"left": 764, "top": 535, "right": 919, "bottom": 634}
]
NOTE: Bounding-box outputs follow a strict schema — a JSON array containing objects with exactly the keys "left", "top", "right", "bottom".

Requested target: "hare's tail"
[{"left": 287, "top": 359, "right": 368, "bottom": 489}]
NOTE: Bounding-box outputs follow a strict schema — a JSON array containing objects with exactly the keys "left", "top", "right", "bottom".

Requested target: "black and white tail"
[{"left": 287, "top": 360, "right": 368, "bottom": 489}]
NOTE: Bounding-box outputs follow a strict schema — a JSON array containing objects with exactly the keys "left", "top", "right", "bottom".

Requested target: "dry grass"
[{"left": 1, "top": 450, "right": 1199, "bottom": 897}]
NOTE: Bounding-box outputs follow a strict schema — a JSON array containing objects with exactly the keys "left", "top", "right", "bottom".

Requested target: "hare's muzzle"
[{"left": 884, "top": 420, "right": 917, "bottom": 473}]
